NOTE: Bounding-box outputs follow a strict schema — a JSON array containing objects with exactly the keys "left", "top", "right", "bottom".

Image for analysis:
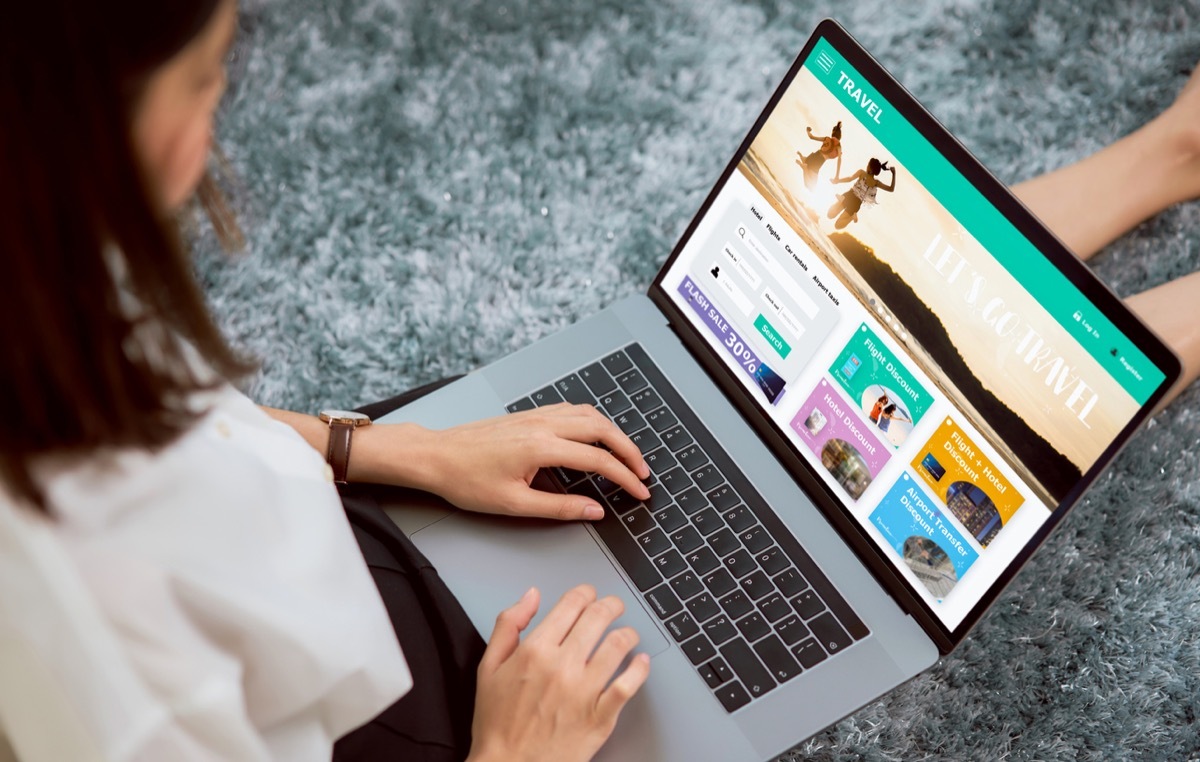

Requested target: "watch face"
[{"left": 320, "top": 409, "right": 371, "bottom": 425}]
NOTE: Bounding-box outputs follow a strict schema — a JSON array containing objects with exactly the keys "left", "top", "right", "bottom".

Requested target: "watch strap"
[{"left": 326, "top": 420, "right": 354, "bottom": 483}]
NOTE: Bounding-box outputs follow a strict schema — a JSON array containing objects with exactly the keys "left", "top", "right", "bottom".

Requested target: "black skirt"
[{"left": 333, "top": 377, "right": 485, "bottom": 762}]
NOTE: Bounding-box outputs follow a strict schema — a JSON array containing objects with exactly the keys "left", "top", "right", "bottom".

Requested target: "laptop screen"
[{"left": 654, "top": 26, "right": 1174, "bottom": 634}]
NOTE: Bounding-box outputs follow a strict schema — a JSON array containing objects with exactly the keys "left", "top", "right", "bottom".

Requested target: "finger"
[
  {"left": 479, "top": 587, "right": 540, "bottom": 673},
  {"left": 538, "top": 406, "right": 649, "bottom": 480},
  {"left": 584, "top": 625, "right": 640, "bottom": 683},
  {"left": 562, "top": 595, "right": 625, "bottom": 659},
  {"left": 551, "top": 440, "right": 649, "bottom": 502},
  {"left": 525, "top": 584, "right": 596, "bottom": 648},
  {"left": 596, "top": 652, "right": 651, "bottom": 723},
  {"left": 504, "top": 484, "right": 608, "bottom": 521}
]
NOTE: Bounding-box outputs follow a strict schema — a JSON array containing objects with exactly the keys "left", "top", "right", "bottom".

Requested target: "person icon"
[
  {"left": 795, "top": 121, "right": 843, "bottom": 189},
  {"left": 827, "top": 157, "right": 897, "bottom": 229}
]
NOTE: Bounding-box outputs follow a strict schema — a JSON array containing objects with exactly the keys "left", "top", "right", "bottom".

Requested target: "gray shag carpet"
[{"left": 195, "top": 1, "right": 1200, "bottom": 759}]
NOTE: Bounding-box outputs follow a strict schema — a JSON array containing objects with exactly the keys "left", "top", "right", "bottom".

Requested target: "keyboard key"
[
  {"left": 643, "top": 583, "right": 683, "bottom": 619},
  {"left": 703, "top": 615, "right": 737, "bottom": 646},
  {"left": 531, "top": 384, "right": 564, "bottom": 406},
  {"left": 599, "top": 390, "right": 631, "bottom": 416},
  {"left": 670, "top": 571, "right": 704, "bottom": 601},
  {"left": 714, "top": 680, "right": 751, "bottom": 712},
  {"left": 591, "top": 510, "right": 661, "bottom": 592},
  {"left": 708, "top": 657, "right": 733, "bottom": 685},
  {"left": 808, "top": 613, "right": 852, "bottom": 655},
  {"left": 791, "top": 589, "right": 825, "bottom": 620},
  {"left": 506, "top": 397, "right": 536, "bottom": 412},
  {"left": 735, "top": 612, "right": 770, "bottom": 643},
  {"left": 681, "top": 634, "right": 716, "bottom": 666},
  {"left": 644, "top": 447, "right": 678, "bottom": 475},
  {"left": 631, "top": 388, "right": 663, "bottom": 413},
  {"left": 707, "top": 484, "right": 738, "bottom": 511},
  {"left": 692, "top": 508, "right": 725, "bottom": 536},
  {"left": 756, "top": 546, "right": 789, "bottom": 576},
  {"left": 722, "top": 505, "right": 755, "bottom": 533},
  {"left": 722, "top": 549, "right": 756, "bottom": 579},
  {"left": 738, "top": 526, "right": 772, "bottom": 554},
  {"left": 739, "top": 570, "right": 774, "bottom": 601},
  {"left": 718, "top": 590, "right": 754, "bottom": 620},
  {"left": 773, "top": 568, "right": 808, "bottom": 598},
  {"left": 791, "top": 638, "right": 827, "bottom": 669},
  {"left": 659, "top": 467, "right": 693, "bottom": 495},
  {"left": 645, "top": 406, "right": 677, "bottom": 432},
  {"left": 754, "top": 635, "right": 802, "bottom": 684},
  {"left": 692, "top": 464, "right": 723, "bottom": 492},
  {"left": 637, "top": 528, "right": 671, "bottom": 557},
  {"left": 675, "top": 487, "right": 709, "bottom": 515},
  {"left": 553, "top": 374, "right": 595, "bottom": 405},
  {"left": 719, "top": 639, "right": 775, "bottom": 699},
  {"left": 708, "top": 528, "right": 740, "bottom": 558},
  {"left": 629, "top": 427, "right": 662, "bottom": 455},
  {"left": 592, "top": 474, "right": 620, "bottom": 496},
  {"left": 687, "top": 592, "right": 722, "bottom": 623},
  {"left": 665, "top": 610, "right": 699, "bottom": 642},
  {"left": 653, "top": 549, "right": 688, "bottom": 578},
  {"left": 660, "top": 425, "right": 694, "bottom": 452},
  {"left": 774, "top": 614, "right": 809, "bottom": 646},
  {"left": 646, "top": 482, "right": 671, "bottom": 510},
  {"left": 698, "top": 661, "right": 727, "bottom": 689},
  {"left": 670, "top": 525, "right": 704, "bottom": 554},
  {"left": 604, "top": 490, "right": 641, "bottom": 516},
  {"left": 616, "top": 369, "right": 648, "bottom": 394},
  {"left": 613, "top": 408, "right": 647, "bottom": 435},
  {"left": 601, "top": 350, "right": 633, "bottom": 377},
  {"left": 687, "top": 547, "right": 720, "bottom": 575},
  {"left": 703, "top": 568, "right": 737, "bottom": 597},
  {"left": 653, "top": 504, "right": 687, "bottom": 533},
  {"left": 579, "top": 362, "right": 616, "bottom": 396},
  {"left": 620, "top": 507, "right": 656, "bottom": 536},
  {"left": 676, "top": 444, "right": 709, "bottom": 472},
  {"left": 551, "top": 466, "right": 587, "bottom": 487},
  {"left": 759, "top": 593, "right": 792, "bottom": 624}
]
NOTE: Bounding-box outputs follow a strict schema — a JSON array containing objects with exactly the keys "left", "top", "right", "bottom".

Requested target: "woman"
[
  {"left": 0, "top": 2, "right": 651, "bottom": 761},
  {"left": 3, "top": 4, "right": 1200, "bottom": 762},
  {"left": 796, "top": 121, "right": 843, "bottom": 189},
  {"left": 827, "top": 157, "right": 897, "bottom": 229},
  {"left": 868, "top": 393, "right": 890, "bottom": 424},
  {"left": 877, "top": 404, "right": 911, "bottom": 434}
]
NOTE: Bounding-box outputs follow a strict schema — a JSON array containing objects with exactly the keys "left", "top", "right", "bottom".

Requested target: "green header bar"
[{"left": 803, "top": 37, "right": 1163, "bottom": 403}]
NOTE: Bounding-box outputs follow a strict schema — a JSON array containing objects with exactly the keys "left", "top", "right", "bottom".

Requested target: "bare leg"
[{"left": 1012, "top": 67, "right": 1200, "bottom": 407}]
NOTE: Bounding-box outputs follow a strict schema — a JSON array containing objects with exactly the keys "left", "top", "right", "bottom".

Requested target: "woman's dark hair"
[
  {"left": 831, "top": 121, "right": 842, "bottom": 140},
  {"left": 868, "top": 158, "right": 883, "bottom": 175},
  {"left": 0, "top": 0, "right": 255, "bottom": 513}
]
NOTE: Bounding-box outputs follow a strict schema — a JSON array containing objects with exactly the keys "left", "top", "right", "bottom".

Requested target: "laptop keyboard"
[{"left": 506, "top": 343, "right": 869, "bottom": 713}]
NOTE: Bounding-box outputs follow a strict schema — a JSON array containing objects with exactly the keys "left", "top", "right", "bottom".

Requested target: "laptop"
[{"left": 378, "top": 20, "right": 1181, "bottom": 761}]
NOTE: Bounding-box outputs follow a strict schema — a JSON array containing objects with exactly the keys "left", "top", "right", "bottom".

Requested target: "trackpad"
[{"left": 411, "top": 512, "right": 670, "bottom": 657}]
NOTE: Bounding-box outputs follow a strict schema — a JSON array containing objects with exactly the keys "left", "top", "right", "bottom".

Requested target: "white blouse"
[{"left": 0, "top": 385, "right": 412, "bottom": 761}]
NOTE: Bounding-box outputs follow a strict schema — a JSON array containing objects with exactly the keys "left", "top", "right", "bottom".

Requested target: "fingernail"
[
  {"left": 640, "top": 463, "right": 651, "bottom": 479},
  {"left": 522, "top": 587, "right": 537, "bottom": 602},
  {"left": 585, "top": 505, "right": 604, "bottom": 520}
]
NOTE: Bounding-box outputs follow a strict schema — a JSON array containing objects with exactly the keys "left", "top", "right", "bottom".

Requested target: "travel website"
[{"left": 664, "top": 37, "right": 1163, "bottom": 628}]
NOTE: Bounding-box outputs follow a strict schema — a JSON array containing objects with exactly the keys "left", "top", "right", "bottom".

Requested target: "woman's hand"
[
  {"left": 467, "top": 585, "right": 651, "bottom": 762},
  {"left": 352, "top": 402, "right": 651, "bottom": 521}
]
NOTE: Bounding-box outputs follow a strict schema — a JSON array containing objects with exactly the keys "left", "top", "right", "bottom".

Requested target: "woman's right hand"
[{"left": 467, "top": 585, "right": 651, "bottom": 762}]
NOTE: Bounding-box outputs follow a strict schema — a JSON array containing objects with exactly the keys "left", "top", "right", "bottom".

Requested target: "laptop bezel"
[{"left": 647, "top": 18, "right": 1182, "bottom": 652}]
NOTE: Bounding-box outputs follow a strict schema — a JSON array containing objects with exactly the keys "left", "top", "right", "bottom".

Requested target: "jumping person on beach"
[
  {"left": 828, "top": 157, "right": 897, "bottom": 229},
  {"left": 796, "top": 121, "right": 843, "bottom": 189},
  {"left": 877, "top": 403, "right": 911, "bottom": 434},
  {"left": 868, "top": 393, "right": 889, "bottom": 424}
]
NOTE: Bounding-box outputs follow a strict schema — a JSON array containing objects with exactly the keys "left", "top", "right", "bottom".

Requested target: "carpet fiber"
[{"left": 197, "top": 1, "right": 1200, "bottom": 758}]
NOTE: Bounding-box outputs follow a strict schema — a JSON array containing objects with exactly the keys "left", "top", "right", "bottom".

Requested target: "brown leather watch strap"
[{"left": 326, "top": 421, "right": 354, "bottom": 483}]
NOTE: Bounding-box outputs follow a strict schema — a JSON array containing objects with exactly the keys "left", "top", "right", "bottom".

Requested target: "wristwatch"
[{"left": 318, "top": 409, "right": 372, "bottom": 483}]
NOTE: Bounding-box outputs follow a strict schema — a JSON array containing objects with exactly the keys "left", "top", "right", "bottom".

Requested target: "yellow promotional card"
[{"left": 909, "top": 417, "right": 1024, "bottom": 547}]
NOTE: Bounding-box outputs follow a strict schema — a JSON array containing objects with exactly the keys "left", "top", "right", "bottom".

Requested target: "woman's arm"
[
  {"left": 878, "top": 168, "right": 897, "bottom": 193},
  {"left": 805, "top": 126, "right": 824, "bottom": 143},
  {"left": 261, "top": 404, "right": 651, "bottom": 520},
  {"left": 833, "top": 169, "right": 860, "bottom": 184}
]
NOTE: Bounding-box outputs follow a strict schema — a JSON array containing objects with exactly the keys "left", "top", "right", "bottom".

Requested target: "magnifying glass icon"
[{"left": 737, "top": 226, "right": 746, "bottom": 238}]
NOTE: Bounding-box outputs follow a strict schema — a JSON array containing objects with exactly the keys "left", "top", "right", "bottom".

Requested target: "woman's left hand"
[{"left": 351, "top": 402, "right": 651, "bottom": 521}]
